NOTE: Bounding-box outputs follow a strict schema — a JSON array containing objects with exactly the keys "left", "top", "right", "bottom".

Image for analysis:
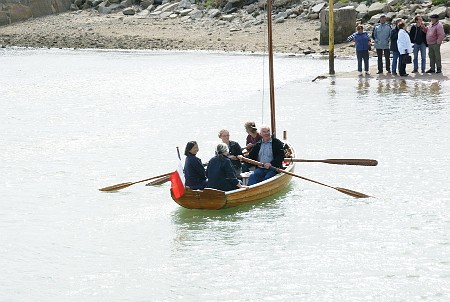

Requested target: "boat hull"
[{"left": 171, "top": 144, "right": 295, "bottom": 210}]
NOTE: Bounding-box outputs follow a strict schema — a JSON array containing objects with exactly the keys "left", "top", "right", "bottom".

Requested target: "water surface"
[{"left": 1, "top": 48, "right": 449, "bottom": 301}]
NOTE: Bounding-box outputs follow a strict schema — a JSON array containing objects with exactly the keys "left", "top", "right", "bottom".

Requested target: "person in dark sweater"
[
  {"left": 409, "top": 15, "right": 427, "bottom": 73},
  {"left": 247, "top": 126, "right": 285, "bottom": 186},
  {"left": 218, "top": 129, "right": 243, "bottom": 178},
  {"left": 390, "top": 18, "right": 403, "bottom": 76},
  {"left": 183, "top": 141, "right": 207, "bottom": 190},
  {"left": 206, "top": 143, "right": 247, "bottom": 191}
]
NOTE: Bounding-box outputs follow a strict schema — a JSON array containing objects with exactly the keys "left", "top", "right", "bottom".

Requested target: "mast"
[{"left": 267, "top": 0, "right": 276, "bottom": 138}]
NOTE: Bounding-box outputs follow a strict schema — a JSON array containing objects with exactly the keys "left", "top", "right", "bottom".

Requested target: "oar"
[
  {"left": 239, "top": 156, "right": 370, "bottom": 198},
  {"left": 99, "top": 172, "right": 172, "bottom": 192},
  {"left": 284, "top": 158, "right": 378, "bottom": 166},
  {"left": 145, "top": 175, "right": 171, "bottom": 186}
]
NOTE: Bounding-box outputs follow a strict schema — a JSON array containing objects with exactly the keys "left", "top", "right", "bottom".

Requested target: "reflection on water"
[{"left": 355, "top": 78, "right": 443, "bottom": 98}]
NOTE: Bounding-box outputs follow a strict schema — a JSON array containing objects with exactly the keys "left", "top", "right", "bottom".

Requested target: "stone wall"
[{"left": 0, "top": 0, "right": 71, "bottom": 26}]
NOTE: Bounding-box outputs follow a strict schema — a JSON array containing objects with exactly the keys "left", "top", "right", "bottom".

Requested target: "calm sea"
[{"left": 1, "top": 48, "right": 449, "bottom": 301}]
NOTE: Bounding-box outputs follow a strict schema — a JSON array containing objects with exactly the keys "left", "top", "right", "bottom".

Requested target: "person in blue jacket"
[
  {"left": 184, "top": 141, "right": 207, "bottom": 190},
  {"left": 347, "top": 24, "right": 371, "bottom": 76},
  {"left": 206, "top": 143, "right": 247, "bottom": 191}
]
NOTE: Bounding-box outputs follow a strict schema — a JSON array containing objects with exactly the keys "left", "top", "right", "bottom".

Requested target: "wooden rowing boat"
[
  {"left": 170, "top": 0, "right": 296, "bottom": 209},
  {"left": 171, "top": 144, "right": 295, "bottom": 210}
]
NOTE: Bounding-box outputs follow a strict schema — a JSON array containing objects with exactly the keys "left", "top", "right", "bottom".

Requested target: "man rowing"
[{"left": 246, "top": 125, "right": 285, "bottom": 185}]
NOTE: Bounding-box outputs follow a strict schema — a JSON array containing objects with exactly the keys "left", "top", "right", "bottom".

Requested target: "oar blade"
[
  {"left": 145, "top": 175, "right": 171, "bottom": 186},
  {"left": 335, "top": 187, "right": 370, "bottom": 198},
  {"left": 99, "top": 182, "right": 133, "bottom": 192},
  {"left": 326, "top": 159, "right": 378, "bottom": 166}
]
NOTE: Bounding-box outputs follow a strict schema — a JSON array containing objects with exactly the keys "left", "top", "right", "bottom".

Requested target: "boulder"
[
  {"left": 0, "top": 11, "right": 10, "bottom": 26},
  {"left": 208, "top": 8, "right": 220, "bottom": 18},
  {"left": 355, "top": 3, "right": 368, "bottom": 14},
  {"left": 368, "top": 2, "right": 386, "bottom": 17},
  {"left": 311, "top": 2, "right": 325, "bottom": 14},
  {"left": 5, "top": 3, "right": 32, "bottom": 22},
  {"left": 122, "top": 6, "right": 135, "bottom": 14},
  {"left": 140, "top": 0, "right": 151, "bottom": 9},
  {"left": 429, "top": 6, "right": 447, "bottom": 19},
  {"left": 28, "top": 0, "right": 72, "bottom": 17},
  {"left": 320, "top": 6, "right": 356, "bottom": 45}
]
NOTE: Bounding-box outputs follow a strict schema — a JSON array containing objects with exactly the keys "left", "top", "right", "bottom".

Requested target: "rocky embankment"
[{"left": 0, "top": 0, "right": 449, "bottom": 55}]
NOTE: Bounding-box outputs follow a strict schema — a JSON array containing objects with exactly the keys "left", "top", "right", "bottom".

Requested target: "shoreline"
[
  {"left": 0, "top": 10, "right": 356, "bottom": 56},
  {"left": 1, "top": 9, "right": 448, "bottom": 81}
]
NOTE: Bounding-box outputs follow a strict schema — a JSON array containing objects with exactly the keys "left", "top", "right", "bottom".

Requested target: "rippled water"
[{"left": 1, "top": 48, "right": 449, "bottom": 301}]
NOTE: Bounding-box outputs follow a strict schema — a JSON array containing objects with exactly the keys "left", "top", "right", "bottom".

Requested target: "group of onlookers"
[
  {"left": 347, "top": 13, "right": 446, "bottom": 76},
  {"left": 183, "top": 122, "right": 285, "bottom": 192}
]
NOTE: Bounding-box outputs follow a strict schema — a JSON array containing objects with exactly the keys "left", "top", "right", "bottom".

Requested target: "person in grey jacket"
[{"left": 372, "top": 14, "right": 391, "bottom": 74}]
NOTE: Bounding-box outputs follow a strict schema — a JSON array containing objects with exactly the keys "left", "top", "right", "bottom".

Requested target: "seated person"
[
  {"left": 244, "top": 121, "right": 262, "bottom": 152},
  {"left": 247, "top": 126, "right": 285, "bottom": 186},
  {"left": 218, "top": 129, "right": 243, "bottom": 178},
  {"left": 206, "top": 143, "right": 247, "bottom": 191},
  {"left": 242, "top": 121, "right": 262, "bottom": 173},
  {"left": 183, "top": 141, "right": 207, "bottom": 190}
]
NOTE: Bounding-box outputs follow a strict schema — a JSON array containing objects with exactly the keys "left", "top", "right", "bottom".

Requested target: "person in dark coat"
[
  {"left": 409, "top": 15, "right": 427, "bottom": 73},
  {"left": 218, "top": 129, "right": 243, "bottom": 178},
  {"left": 390, "top": 18, "right": 402, "bottom": 75},
  {"left": 206, "top": 143, "right": 247, "bottom": 192},
  {"left": 183, "top": 141, "right": 207, "bottom": 190},
  {"left": 247, "top": 126, "right": 285, "bottom": 186}
]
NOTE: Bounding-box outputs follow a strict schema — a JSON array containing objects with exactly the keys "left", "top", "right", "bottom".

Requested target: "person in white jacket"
[{"left": 397, "top": 21, "right": 414, "bottom": 76}]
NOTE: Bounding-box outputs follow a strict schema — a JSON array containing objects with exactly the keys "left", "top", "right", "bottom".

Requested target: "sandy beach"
[
  {"left": 0, "top": 9, "right": 448, "bottom": 80},
  {"left": 0, "top": 10, "right": 356, "bottom": 56}
]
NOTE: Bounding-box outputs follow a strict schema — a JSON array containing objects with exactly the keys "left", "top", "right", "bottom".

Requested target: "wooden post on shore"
[{"left": 328, "top": 0, "right": 335, "bottom": 75}]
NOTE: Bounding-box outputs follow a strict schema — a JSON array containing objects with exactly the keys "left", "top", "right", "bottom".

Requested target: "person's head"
[
  {"left": 379, "top": 14, "right": 387, "bottom": 23},
  {"left": 260, "top": 125, "right": 271, "bottom": 141},
  {"left": 395, "top": 18, "right": 403, "bottom": 26},
  {"left": 430, "top": 14, "right": 439, "bottom": 23},
  {"left": 184, "top": 141, "right": 198, "bottom": 156},
  {"left": 414, "top": 15, "right": 423, "bottom": 24},
  {"left": 218, "top": 129, "right": 230, "bottom": 143},
  {"left": 398, "top": 21, "right": 405, "bottom": 30},
  {"left": 244, "top": 121, "right": 258, "bottom": 134},
  {"left": 356, "top": 24, "right": 364, "bottom": 33},
  {"left": 215, "top": 143, "right": 229, "bottom": 156}
]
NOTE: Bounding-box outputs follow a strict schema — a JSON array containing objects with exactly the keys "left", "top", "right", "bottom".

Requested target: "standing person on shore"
[
  {"left": 397, "top": 21, "right": 413, "bottom": 77},
  {"left": 390, "top": 18, "right": 402, "bottom": 75},
  {"left": 372, "top": 14, "right": 391, "bottom": 74},
  {"left": 184, "top": 141, "right": 207, "bottom": 190},
  {"left": 426, "top": 14, "right": 445, "bottom": 74},
  {"left": 409, "top": 15, "right": 428, "bottom": 73},
  {"left": 218, "top": 129, "right": 243, "bottom": 178},
  {"left": 347, "top": 24, "right": 371, "bottom": 76}
]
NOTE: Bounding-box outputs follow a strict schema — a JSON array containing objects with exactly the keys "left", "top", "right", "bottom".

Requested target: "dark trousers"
[
  {"left": 356, "top": 50, "right": 369, "bottom": 72},
  {"left": 376, "top": 48, "right": 390, "bottom": 72},
  {"left": 399, "top": 54, "right": 407, "bottom": 75}
]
